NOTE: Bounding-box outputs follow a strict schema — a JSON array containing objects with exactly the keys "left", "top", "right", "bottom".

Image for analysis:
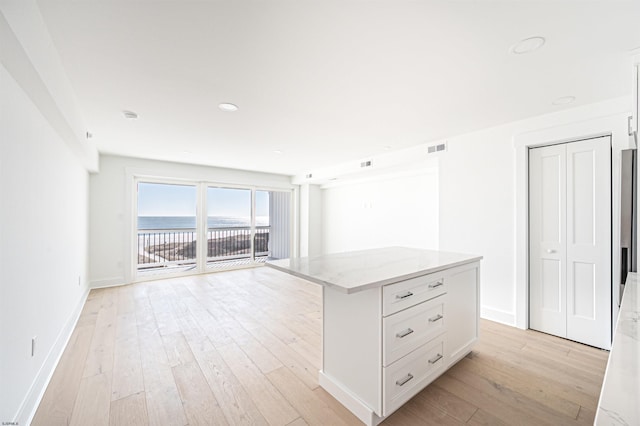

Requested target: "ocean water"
[{"left": 138, "top": 216, "right": 269, "bottom": 230}]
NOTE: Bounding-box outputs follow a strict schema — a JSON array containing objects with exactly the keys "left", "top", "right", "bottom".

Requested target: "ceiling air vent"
[
  {"left": 360, "top": 160, "right": 373, "bottom": 168},
  {"left": 427, "top": 142, "right": 447, "bottom": 154}
]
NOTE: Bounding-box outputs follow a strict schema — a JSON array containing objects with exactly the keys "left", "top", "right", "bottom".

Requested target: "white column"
[{"left": 299, "top": 184, "right": 323, "bottom": 257}]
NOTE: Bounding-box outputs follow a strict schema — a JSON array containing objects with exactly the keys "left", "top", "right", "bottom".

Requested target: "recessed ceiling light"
[
  {"left": 218, "top": 103, "right": 239, "bottom": 112},
  {"left": 181, "top": 151, "right": 192, "bottom": 155},
  {"left": 273, "top": 150, "right": 283, "bottom": 155},
  {"left": 510, "top": 36, "right": 546, "bottom": 54},
  {"left": 123, "top": 110, "right": 138, "bottom": 119},
  {"left": 383, "top": 145, "right": 392, "bottom": 151},
  {"left": 552, "top": 96, "right": 576, "bottom": 106}
]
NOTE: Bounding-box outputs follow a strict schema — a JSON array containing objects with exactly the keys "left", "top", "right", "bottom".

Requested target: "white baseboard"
[
  {"left": 15, "top": 288, "right": 89, "bottom": 425},
  {"left": 91, "top": 264, "right": 265, "bottom": 289},
  {"left": 90, "top": 276, "right": 126, "bottom": 288},
  {"left": 481, "top": 306, "right": 516, "bottom": 327},
  {"left": 319, "top": 371, "right": 384, "bottom": 426}
]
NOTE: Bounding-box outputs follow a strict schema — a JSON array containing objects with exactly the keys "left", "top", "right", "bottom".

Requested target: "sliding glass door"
[
  {"left": 136, "top": 182, "right": 198, "bottom": 276},
  {"left": 135, "top": 179, "right": 291, "bottom": 278}
]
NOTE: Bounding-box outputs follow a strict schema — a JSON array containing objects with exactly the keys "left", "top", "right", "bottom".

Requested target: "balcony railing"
[
  {"left": 137, "top": 226, "right": 270, "bottom": 271},
  {"left": 207, "top": 226, "right": 270, "bottom": 261},
  {"left": 137, "top": 228, "right": 197, "bottom": 270}
]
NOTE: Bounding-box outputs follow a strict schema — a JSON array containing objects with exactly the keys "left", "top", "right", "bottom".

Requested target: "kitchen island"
[{"left": 267, "top": 247, "right": 482, "bottom": 425}]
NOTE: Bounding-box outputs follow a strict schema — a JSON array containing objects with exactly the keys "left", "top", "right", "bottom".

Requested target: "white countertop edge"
[
  {"left": 595, "top": 272, "right": 640, "bottom": 425},
  {"left": 266, "top": 251, "right": 482, "bottom": 294}
]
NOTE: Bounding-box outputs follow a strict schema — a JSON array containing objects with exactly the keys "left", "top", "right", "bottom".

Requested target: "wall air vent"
[
  {"left": 360, "top": 160, "right": 373, "bottom": 168},
  {"left": 427, "top": 141, "right": 447, "bottom": 154}
]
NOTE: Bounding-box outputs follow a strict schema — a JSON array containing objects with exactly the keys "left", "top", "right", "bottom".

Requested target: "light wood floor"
[{"left": 32, "top": 267, "right": 609, "bottom": 426}]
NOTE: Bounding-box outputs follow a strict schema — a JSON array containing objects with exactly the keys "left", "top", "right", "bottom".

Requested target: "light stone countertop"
[
  {"left": 595, "top": 272, "right": 640, "bottom": 425},
  {"left": 266, "top": 247, "right": 482, "bottom": 294}
]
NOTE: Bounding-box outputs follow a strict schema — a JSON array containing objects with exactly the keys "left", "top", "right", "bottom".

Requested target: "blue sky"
[{"left": 137, "top": 183, "right": 269, "bottom": 217}]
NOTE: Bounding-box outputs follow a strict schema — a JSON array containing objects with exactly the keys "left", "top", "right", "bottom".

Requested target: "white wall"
[
  {"left": 0, "top": 63, "right": 90, "bottom": 423},
  {"left": 438, "top": 124, "right": 518, "bottom": 324},
  {"left": 0, "top": 1, "right": 98, "bottom": 171},
  {"left": 89, "top": 154, "right": 293, "bottom": 287},
  {"left": 439, "top": 96, "right": 632, "bottom": 326},
  {"left": 315, "top": 96, "right": 630, "bottom": 327},
  {"left": 299, "top": 184, "right": 324, "bottom": 257},
  {"left": 322, "top": 169, "right": 439, "bottom": 253}
]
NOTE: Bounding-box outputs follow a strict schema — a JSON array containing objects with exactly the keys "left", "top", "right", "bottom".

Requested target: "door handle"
[{"left": 546, "top": 249, "right": 556, "bottom": 254}]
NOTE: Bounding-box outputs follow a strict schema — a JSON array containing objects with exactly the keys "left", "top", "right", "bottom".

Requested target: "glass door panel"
[
  {"left": 137, "top": 182, "right": 197, "bottom": 276},
  {"left": 207, "top": 187, "right": 252, "bottom": 268}
]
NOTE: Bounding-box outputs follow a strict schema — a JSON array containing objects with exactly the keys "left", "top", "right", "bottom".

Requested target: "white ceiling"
[{"left": 36, "top": 1, "right": 640, "bottom": 176}]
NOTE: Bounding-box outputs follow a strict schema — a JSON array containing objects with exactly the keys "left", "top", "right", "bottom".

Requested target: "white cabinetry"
[
  {"left": 319, "top": 260, "right": 480, "bottom": 425},
  {"left": 268, "top": 248, "right": 481, "bottom": 425},
  {"left": 444, "top": 263, "right": 481, "bottom": 365}
]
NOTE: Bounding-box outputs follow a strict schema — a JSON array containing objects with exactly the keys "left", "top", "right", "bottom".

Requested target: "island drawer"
[
  {"left": 382, "top": 336, "right": 446, "bottom": 416},
  {"left": 382, "top": 273, "right": 446, "bottom": 316},
  {"left": 382, "top": 294, "right": 446, "bottom": 366}
]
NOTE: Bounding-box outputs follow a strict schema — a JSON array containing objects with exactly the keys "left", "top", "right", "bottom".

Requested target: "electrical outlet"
[{"left": 31, "top": 336, "right": 36, "bottom": 357}]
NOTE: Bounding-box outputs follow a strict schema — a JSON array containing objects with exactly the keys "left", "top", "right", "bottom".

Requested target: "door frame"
[
  {"left": 527, "top": 136, "right": 612, "bottom": 348},
  {"left": 514, "top": 113, "right": 632, "bottom": 347}
]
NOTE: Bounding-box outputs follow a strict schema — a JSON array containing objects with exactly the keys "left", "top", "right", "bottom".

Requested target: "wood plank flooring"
[{"left": 32, "top": 267, "right": 609, "bottom": 425}]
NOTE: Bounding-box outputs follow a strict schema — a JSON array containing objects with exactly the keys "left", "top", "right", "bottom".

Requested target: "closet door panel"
[
  {"left": 566, "top": 136, "right": 611, "bottom": 348},
  {"left": 529, "top": 144, "right": 567, "bottom": 337}
]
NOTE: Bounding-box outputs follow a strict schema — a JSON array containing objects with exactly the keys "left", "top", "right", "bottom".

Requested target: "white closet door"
[
  {"left": 529, "top": 136, "right": 611, "bottom": 349},
  {"left": 565, "top": 137, "right": 611, "bottom": 348},
  {"left": 529, "top": 144, "right": 567, "bottom": 338}
]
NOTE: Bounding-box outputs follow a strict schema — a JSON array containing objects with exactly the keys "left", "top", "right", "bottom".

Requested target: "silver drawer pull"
[
  {"left": 396, "top": 328, "right": 414, "bottom": 338},
  {"left": 396, "top": 291, "right": 414, "bottom": 300},
  {"left": 396, "top": 373, "right": 414, "bottom": 387},
  {"left": 428, "top": 314, "right": 443, "bottom": 323},
  {"left": 428, "top": 353, "right": 443, "bottom": 364},
  {"left": 428, "top": 281, "right": 444, "bottom": 289}
]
